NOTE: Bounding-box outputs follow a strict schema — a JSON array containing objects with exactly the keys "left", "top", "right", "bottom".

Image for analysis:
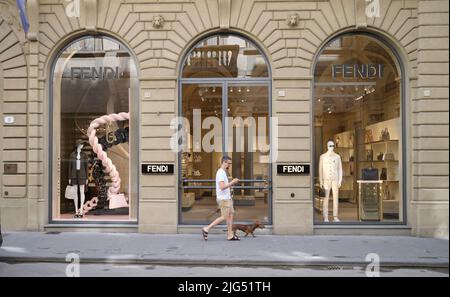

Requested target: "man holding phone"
[{"left": 202, "top": 156, "right": 240, "bottom": 241}]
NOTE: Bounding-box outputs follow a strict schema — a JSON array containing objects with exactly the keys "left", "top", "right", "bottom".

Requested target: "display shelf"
[
  {"left": 359, "top": 160, "right": 399, "bottom": 163},
  {"left": 359, "top": 139, "right": 399, "bottom": 145}
]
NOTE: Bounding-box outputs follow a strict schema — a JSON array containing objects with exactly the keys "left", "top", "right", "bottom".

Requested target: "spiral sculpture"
[{"left": 87, "top": 112, "right": 130, "bottom": 198}]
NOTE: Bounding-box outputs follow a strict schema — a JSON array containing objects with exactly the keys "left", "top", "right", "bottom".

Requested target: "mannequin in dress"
[
  {"left": 319, "top": 140, "right": 343, "bottom": 222},
  {"left": 68, "top": 139, "right": 89, "bottom": 218}
]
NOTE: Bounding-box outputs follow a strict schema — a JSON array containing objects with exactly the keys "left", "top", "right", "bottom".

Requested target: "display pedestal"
[
  {"left": 357, "top": 180, "right": 383, "bottom": 221},
  {"left": 182, "top": 193, "right": 195, "bottom": 209}
]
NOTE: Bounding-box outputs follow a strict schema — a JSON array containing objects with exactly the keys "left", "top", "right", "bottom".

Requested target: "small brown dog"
[{"left": 231, "top": 221, "right": 265, "bottom": 238}]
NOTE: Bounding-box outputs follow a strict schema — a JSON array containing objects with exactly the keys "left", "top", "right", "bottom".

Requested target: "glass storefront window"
[
  {"left": 180, "top": 35, "right": 271, "bottom": 225},
  {"left": 51, "top": 36, "right": 138, "bottom": 222},
  {"left": 182, "top": 35, "right": 269, "bottom": 78},
  {"left": 313, "top": 34, "right": 403, "bottom": 224}
]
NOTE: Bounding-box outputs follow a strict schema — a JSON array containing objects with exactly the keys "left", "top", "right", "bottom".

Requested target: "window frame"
[
  {"left": 48, "top": 34, "right": 140, "bottom": 225},
  {"left": 178, "top": 33, "right": 273, "bottom": 226},
  {"left": 311, "top": 31, "right": 407, "bottom": 226}
]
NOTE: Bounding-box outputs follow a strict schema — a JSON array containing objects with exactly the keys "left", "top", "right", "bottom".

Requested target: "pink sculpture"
[{"left": 83, "top": 112, "right": 130, "bottom": 214}]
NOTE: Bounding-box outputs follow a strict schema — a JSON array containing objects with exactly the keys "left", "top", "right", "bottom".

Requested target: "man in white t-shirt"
[{"left": 202, "top": 156, "right": 240, "bottom": 241}]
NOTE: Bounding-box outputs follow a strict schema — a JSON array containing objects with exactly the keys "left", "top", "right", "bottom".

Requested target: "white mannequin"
[{"left": 319, "top": 140, "right": 343, "bottom": 222}]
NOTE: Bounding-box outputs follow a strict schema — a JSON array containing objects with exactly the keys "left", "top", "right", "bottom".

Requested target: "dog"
[{"left": 231, "top": 222, "right": 266, "bottom": 238}]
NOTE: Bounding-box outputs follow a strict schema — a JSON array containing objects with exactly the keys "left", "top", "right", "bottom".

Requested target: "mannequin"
[
  {"left": 68, "top": 140, "right": 89, "bottom": 218},
  {"left": 319, "top": 140, "right": 343, "bottom": 222}
]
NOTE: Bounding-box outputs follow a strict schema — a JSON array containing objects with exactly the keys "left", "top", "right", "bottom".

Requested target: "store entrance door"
[{"left": 179, "top": 81, "right": 272, "bottom": 225}]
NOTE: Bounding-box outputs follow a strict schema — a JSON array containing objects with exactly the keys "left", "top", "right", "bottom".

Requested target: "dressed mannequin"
[
  {"left": 319, "top": 140, "right": 343, "bottom": 222},
  {"left": 68, "top": 140, "right": 89, "bottom": 218}
]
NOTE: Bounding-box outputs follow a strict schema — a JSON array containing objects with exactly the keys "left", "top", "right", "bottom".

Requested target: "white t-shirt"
[{"left": 216, "top": 168, "right": 231, "bottom": 201}]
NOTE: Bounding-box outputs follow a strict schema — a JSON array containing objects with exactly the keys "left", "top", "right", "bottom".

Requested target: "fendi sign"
[
  {"left": 70, "top": 67, "right": 120, "bottom": 80},
  {"left": 332, "top": 64, "right": 384, "bottom": 80},
  {"left": 277, "top": 164, "right": 310, "bottom": 175},
  {"left": 142, "top": 164, "right": 174, "bottom": 175}
]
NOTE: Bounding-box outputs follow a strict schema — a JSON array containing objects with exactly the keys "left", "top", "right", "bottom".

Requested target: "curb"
[{"left": 1, "top": 256, "right": 448, "bottom": 269}]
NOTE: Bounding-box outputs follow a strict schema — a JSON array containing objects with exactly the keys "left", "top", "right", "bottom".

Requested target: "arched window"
[
  {"left": 313, "top": 33, "right": 405, "bottom": 224},
  {"left": 51, "top": 36, "right": 138, "bottom": 222},
  {"left": 179, "top": 34, "right": 272, "bottom": 225},
  {"left": 182, "top": 35, "right": 269, "bottom": 78}
]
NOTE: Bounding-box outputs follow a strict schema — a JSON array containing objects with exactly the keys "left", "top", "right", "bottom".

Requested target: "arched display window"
[
  {"left": 50, "top": 35, "right": 138, "bottom": 222},
  {"left": 313, "top": 33, "right": 405, "bottom": 224}
]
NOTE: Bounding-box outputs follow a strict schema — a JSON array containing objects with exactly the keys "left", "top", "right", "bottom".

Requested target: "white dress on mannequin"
[{"left": 319, "top": 141, "right": 343, "bottom": 222}]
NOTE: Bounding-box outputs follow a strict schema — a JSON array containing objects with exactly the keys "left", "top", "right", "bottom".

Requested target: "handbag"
[
  {"left": 318, "top": 186, "right": 326, "bottom": 198},
  {"left": 380, "top": 168, "right": 387, "bottom": 180},
  {"left": 380, "top": 128, "right": 390, "bottom": 141},
  {"left": 366, "top": 150, "right": 373, "bottom": 161},
  {"left": 365, "top": 130, "right": 373, "bottom": 143},
  {"left": 377, "top": 152, "right": 384, "bottom": 161},
  {"left": 362, "top": 168, "right": 379, "bottom": 180},
  {"left": 65, "top": 185, "right": 78, "bottom": 200},
  {"left": 383, "top": 153, "right": 395, "bottom": 161},
  {"left": 108, "top": 193, "right": 129, "bottom": 209}
]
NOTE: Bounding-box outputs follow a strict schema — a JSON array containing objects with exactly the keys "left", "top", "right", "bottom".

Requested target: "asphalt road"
[{"left": 0, "top": 262, "right": 448, "bottom": 277}]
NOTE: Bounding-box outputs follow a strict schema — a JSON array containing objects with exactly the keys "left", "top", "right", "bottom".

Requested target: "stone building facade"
[{"left": 0, "top": 0, "right": 448, "bottom": 238}]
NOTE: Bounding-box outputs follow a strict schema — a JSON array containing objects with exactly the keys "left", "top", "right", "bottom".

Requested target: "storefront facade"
[{"left": 0, "top": 0, "right": 448, "bottom": 238}]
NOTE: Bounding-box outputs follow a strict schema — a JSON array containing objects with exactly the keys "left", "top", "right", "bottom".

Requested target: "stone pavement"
[{"left": 0, "top": 232, "right": 448, "bottom": 267}]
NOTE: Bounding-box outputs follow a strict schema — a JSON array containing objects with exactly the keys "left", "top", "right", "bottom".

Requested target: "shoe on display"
[
  {"left": 333, "top": 217, "right": 340, "bottom": 222},
  {"left": 324, "top": 217, "right": 329, "bottom": 223}
]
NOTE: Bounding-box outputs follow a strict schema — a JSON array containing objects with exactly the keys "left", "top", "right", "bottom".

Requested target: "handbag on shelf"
[
  {"left": 383, "top": 184, "right": 391, "bottom": 200},
  {"left": 365, "top": 130, "right": 374, "bottom": 143},
  {"left": 65, "top": 185, "right": 78, "bottom": 200},
  {"left": 380, "top": 168, "right": 388, "bottom": 180},
  {"left": 380, "top": 128, "right": 390, "bottom": 141},
  {"left": 108, "top": 193, "right": 129, "bottom": 209},
  {"left": 366, "top": 150, "right": 373, "bottom": 161},
  {"left": 383, "top": 153, "right": 395, "bottom": 161},
  {"left": 377, "top": 152, "right": 384, "bottom": 161},
  {"left": 362, "top": 167, "right": 379, "bottom": 181}
]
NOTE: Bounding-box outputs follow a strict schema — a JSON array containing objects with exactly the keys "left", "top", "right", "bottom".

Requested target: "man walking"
[{"left": 202, "top": 156, "right": 240, "bottom": 241}]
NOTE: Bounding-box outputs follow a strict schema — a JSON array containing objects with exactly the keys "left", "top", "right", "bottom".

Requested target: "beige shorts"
[{"left": 217, "top": 199, "right": 235, "bottom": 217}]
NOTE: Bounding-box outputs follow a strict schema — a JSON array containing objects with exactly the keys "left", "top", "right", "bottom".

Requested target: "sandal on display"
[{"left": 202, "top": 228, "right": 208, "bottom": 241}]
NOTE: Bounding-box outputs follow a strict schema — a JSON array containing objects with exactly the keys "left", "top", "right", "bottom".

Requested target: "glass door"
[
  {"left": 226, "top": 83, "right": 270, "bottom": 223},
  {"left": 180, "top": 83, "right": 224, "bottom": 224},
  {"left": 180, "top": 82, "right": 271, "bottom": 225}
]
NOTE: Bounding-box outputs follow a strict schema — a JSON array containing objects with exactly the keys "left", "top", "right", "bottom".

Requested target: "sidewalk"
[{"left": 0, "top": 232, "right": 448, "bottom": 268}]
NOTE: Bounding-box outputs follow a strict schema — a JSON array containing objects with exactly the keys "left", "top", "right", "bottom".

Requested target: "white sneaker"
[
  {"left": 324, "top": 217, "right": 329, "bottom": 223},
  {"left": 333, "top": 217, "right": 340, "bottom": 222}
]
